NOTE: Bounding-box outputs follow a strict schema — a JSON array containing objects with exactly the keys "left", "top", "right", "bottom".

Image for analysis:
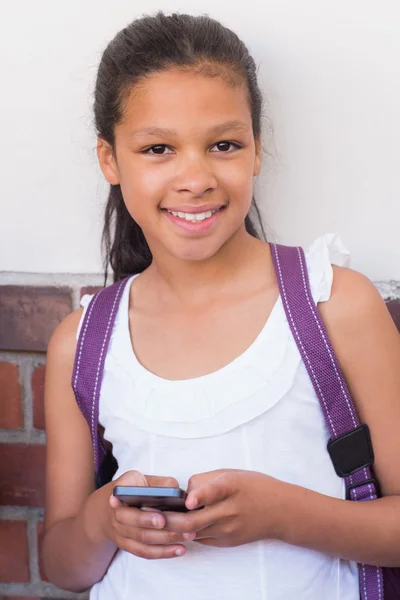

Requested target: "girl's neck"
[{"left": 145, "top": 227, "right": 272, "bottom": 308}]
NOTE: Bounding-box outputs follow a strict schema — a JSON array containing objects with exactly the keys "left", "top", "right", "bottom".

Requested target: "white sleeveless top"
[{"left": 78, "top": 233, "right": 359, "bottom": 600}]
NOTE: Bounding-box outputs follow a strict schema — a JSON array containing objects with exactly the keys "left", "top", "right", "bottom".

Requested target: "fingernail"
[
  {"left": 183, "top": 532, "right": 195, "bottom": 541},
  {"left": 152, "top": 516, "right": 162, "bottom": 528},
  {"left": 175, "top": 548, "right": 184, "bottom": 556},
  {"left": 109, "top": 495, "right": 118, "bottom": 507}
]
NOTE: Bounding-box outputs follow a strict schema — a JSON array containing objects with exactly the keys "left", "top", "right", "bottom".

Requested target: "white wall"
[{"left": 1, "top": 0, "right": 399, "bottom": 280}]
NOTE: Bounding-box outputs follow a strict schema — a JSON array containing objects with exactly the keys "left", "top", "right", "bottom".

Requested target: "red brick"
[
  {"left": 36, "top": 521, "right": 48, "bottom": 582},
  {"left": 0, "top": 444, "right": 45, "bottom": 507},
  {"left": 32, "top": 365, "right": 46, "bottom": 430},
  {"left": 80, "top": 285, "right": 102, "bottom": 299},
  {"left": 0, "top": 286, "right": 72, "bottom": 352},
  {"left": 0, "top": 520, "right": 29, "bottom": 582},
  {"left": 386, "top": 299, "right": 400, "bottom": 332},
  {"left": 0, "top": 597, "right": 40, "bottom": 600},
  {"left": 0, "top": 362, "right": 23, "bottom": 429}
]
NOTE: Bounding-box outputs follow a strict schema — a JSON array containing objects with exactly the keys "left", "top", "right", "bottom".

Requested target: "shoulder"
[
  {"left": 319, "top": 265, "right": 399, "bottom": 361},
  {"left": 47, "top": 308, "right": 84, "bottom": 368},
  {"left": 318, "top": 265, "right": 400, "bottom": 421},
  {"left": 319, "top": 265, "right": 391, "bottom": 334}
]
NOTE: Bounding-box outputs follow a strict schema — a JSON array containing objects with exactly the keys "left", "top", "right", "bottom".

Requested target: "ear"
[
  {"left": 253, "top": 137, "right": 262, "bottom": 177},
  {"left": 97, "top": 137, "right": 120, "bottom": 185}
]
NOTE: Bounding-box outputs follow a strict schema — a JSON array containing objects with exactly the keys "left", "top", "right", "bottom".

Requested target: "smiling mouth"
[
  {"left": 160, "top": 204, "right": 226, "bottom": 232},
  {"left": 162, "top": 206, "right": 224, "bottom": 222}
]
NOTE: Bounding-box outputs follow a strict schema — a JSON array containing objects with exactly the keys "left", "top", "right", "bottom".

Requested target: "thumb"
[
  {"left": 186, "top": 475, "right": 231, "bottom": 510},
  {"left": 109, "top": 469, "right": 147, "bottom": 508},
  {"left": 115, "top": 469, "right": 148, "bottom": 486}
]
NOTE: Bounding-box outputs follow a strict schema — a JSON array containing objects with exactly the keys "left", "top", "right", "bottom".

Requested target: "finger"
[
  {"left": 186, "top": 476, "right": 232, "bottom": 510},
  {"left": 144, "top": 475, "right": 180, "bottom": 488},
  {"left": 163, "top": 504, "right": 223, "bottom": 534},
  {"left": 123, "top": 539, "right": 188, "bottom": 560},
  {"left": 187, "top": 470, "right": 229, "bottom": 494},
  {"left": 109, "top": 494, "right": 122, "bottom": 509},
  {"left": 115, "top": 469, "right": 148, "bottom": 486},
  {"left": 119, "top": 525, "right": 196, "bottom": 546},
  {"left": 141, "top": 507, "right": 163, "bottom": 514},
  {"left": 113, "top": 505, "right": 166, "bottom": 529}
]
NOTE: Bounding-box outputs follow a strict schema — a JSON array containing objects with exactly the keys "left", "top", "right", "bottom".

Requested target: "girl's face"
[{"left": 98, "top": 69, "right": 262, "bottom": 263}]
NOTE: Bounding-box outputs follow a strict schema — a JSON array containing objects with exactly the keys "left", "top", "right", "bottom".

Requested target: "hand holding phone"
[{"left": 103, "top": 471, "right": 195, "bottom": 560}]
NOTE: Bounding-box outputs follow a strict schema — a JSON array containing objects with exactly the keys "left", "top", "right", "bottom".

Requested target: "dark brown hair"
[{"left": 94, "top": 11, "right": 269, "bottom": 283}]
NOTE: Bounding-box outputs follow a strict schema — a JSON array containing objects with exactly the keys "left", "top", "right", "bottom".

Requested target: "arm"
[
  {"left": 163, "top": 267, "right": 400, "bottom": 566},
  {"left": 42, "top": 310, "right": 118, "bottom": 591},
  {"left": 43, "top": 311, "right": 191, "bottom": 592},
  {"left": 283, "top": 266, "right": 400, "bottom": 565}
]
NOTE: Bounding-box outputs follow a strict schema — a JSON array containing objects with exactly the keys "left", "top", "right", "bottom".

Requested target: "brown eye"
[
  {"left": 142, "top": 145, "right": 173, "bottom": 155},
  {"left": 216, "top": 142, "right": 231, "bottom": 151},
  {"left": 211, "top": 141, "right": 241, "bottom": 153},
  {"left": 150, "top": 145, "right": 168, "bottom": 154}
]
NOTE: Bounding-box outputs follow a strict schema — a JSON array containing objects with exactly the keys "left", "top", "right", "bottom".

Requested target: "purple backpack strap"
[
  {"left": 71, "top": 276, "right": 131, "bottom": 482},
  {"left": 270, "top": 243, "right": 400, "bottom": 600}
]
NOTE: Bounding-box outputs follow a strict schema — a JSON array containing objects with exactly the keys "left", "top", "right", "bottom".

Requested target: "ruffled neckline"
[{"left": 88, "top": 233, "right": 350, "bottom": 438}]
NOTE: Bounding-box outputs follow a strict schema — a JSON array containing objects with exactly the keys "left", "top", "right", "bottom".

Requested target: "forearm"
[
  {"left": 276, "top": 481, "right": 400, "bottom": 566},
  {"left": 43, "top": 484, "right": 117, "bottom": 592}
]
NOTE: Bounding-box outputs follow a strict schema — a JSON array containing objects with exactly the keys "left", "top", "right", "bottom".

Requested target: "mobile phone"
[{"left": 113, "top": 486, "right": 189, "bottom": 512}]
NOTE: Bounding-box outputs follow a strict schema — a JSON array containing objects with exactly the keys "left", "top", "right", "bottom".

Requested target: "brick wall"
[
  {"left": 0, "top": 274, "right": 102, "bottom": 600},
  {"left": 0, "top": 273, "right": 399, "bottom": 599}
]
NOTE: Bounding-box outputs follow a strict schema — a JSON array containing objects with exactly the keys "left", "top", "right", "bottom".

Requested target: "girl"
[{"left": 42, "top": 11, "right": 400, "bottom": 600}]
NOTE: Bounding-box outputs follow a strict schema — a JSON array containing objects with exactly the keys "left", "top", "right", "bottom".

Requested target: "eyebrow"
[{"left": 130, "top": 120, "right": 250, "bottom": 139}]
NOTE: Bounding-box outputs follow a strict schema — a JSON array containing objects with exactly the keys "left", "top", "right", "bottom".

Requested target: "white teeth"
[{"left": 167, "top": 208, "right": 219, "bottom": 222}]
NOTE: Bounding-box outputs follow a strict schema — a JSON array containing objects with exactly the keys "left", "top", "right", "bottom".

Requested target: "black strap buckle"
[
  {"left": 327, "top": 424, "right": 374, "bottom": 478},
  {"left": 346, "top": 478, "right": 380, "bottom": 501}
]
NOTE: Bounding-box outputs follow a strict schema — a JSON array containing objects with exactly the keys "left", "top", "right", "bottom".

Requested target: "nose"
[{"left": 173, "top": 155, "right": 217, "bottom": 197}]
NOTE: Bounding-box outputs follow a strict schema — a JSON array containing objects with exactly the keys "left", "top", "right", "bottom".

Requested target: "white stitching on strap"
[
  {"left": 349, "top": 474, "right": 359, "bottom": 501},
  {"left": 91, "top": 280, "right": 126, "bottom": 451},
  {"left": 364, "top": 467, "right": 376, "bottom": 500},
  {"left": 296, "top": 247, "right": 358, "bottom": 429},
  {"left": 368, "top": 483, "right": 374, "bottom": 501},
  {"left": 272, "top": 245, "right": 337, "bottom": 436},
  {"left": 73, "top": 292, "right": 101, "bottom": 407},
  {"left": 362, "top": 565, "right": 368, "bottom": 600},
  {"left": 377, "top": 565, "right": 383, "bottom": 600}
]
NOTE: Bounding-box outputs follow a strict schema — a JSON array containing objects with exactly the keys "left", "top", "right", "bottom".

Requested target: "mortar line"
[
  {"left": 21, "top": 357, "right": 34, "bottom": 433},
  {"left": 0, "top": 350, "right": 45, "bottom": 364},
  {"left": 0, "top": 271, "right": 104, "bottom": 286},
  {"left": 27, "top": 512, "right": 40, "bottom": 584},
  {"left": 0, "top": 429, "right": 46, "bottom": 443},
  {"left": 71, "top": 285, "right": 83, "bottom": 312}
]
